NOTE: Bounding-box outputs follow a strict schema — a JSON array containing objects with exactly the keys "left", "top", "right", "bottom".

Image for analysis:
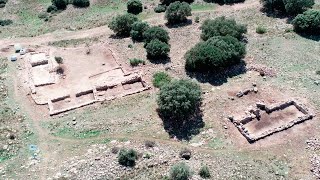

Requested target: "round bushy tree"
[
  {"left": 185, "top": 36, "right": 246, "bottom": 72},
  {"left": 73, "top": 0, "right": 90, "bottom": 8},
  {"left": 261, "top": 0, "right": 314, "bottom": 15},
  {"left": 157, "top": 79, "right": 201, "bottom": 120},
  {"left": 160, "top": 0, "right": 194, "bottom": 6},
  {"left": 143, "top": 26, "right": 170, "bottom": 44},
  {"left": 284, "top": 0, "right": 314, "bottom": 15},
  {"left": 169, "top": 162, "right": 191, "bottom": 180},
  {"left": 118, "top": 148, "right": 138, "bottom": 167},
  {"left": 165, "top": 1, "right": 192, "bottom": 24},
  {"left": 108, "top": 14, "right": 139, "bottom": 37},
  {"left": 201, "top": 16, "right": 247, "bottom": 40},
  {"left": 127, "top": 0, "right": 143, "bottom": 15},
  {"left": 154, "top": 4, "right": 167, "bottom": 13},
  {"left": 130, "top": 21, "right": 150, "bottom": 41},
  {"left": 47, "top": 5, "right": 58, "bottom": 13},
  {"left": 52, "top": 0, "right": 68, "bottom": 10},
  {"left": 145, "top": 39, "right": 170, "bottom": 59},
  {"left": 292, "top": 9, "right": 320, "bottom": 35}
]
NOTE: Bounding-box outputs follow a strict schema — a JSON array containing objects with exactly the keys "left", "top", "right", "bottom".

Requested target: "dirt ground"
[{"left": 0, "top": 0, "right": 320, "bottom": 179}]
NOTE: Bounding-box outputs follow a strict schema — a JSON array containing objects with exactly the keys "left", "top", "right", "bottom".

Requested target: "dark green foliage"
[
  {"left": 154, "top": 4, "right": 167, "bottom": 13},
  {"left": 195, "top": 16, "right": 200, "bottom": 23},
  {"left": 292, "top": 10, "right": 320, "bottom": 35},
  {"left": 165, "top": 2, "right": 192, "bottom": 24},
  {"left": 52, "top": 0, "right": 68, "bottom": 10},
  {"left": 129, "top": 58, "right": 145, "bottom": 66},
  {"left": 47, "top": 5, "right": 58, "bottom": 13},
  {"left": 204, "top": 0, "right": 244, "bottom": 5},
  {"left": 316, "top": 70, "right": 320, "bottom": 75},
  {"left": 284, "top": 0, "right": 314, "bottom": 15},
  {"left": 130, "top": 21, "right": 150, "bottom": 41},
  {"left": 185, "top": 36, "right": 246, "bottom": 72},
  {"left": 143, "top": 26, "right": 170, "bottom": 44},
  {"left": 144, "top": 140, "right": 156, "bottom": 147},
  {"left": 145, "top": 40, "right": 170, "bottom": 59},
  {"left": 201, "top": 16, "right": 247, "bottom": 40},
  {"left": 55, "top": 57, "right": 63, "bottom": 64},
  {"left": 73, "top": 0, "right": 90, "bottom": 8},
  {"left": 0, "top": 19, "right": 13, "bottom": 26},
  {"left": 260, "top": 0, "right": 314, "bottom": 15},
  {"left": 108, "top": 14, "right": 139, "bottom": 37},
  {"left": 169, "top": 162, "right": 191, "bottom": 180},
  {"left": 160, "top": 0, "right": 194, "bottom": 6},
  {"left": 152, "top": 72, "right": 172, "bottom": 88},
  {"left": 157, "top": 79, "right": 201, "bottom": 119},
  {"left": 256, "top": 26, "right": 267, "bottom": 34},
  {"left": 118, "top": 149, "right": 138, "bottom": 167},
  {"left": 199, "top": 165, "right": 211, "bottom": 179},
  {"left": 127, "top": 0, "right": 143, "bottom": 15},
  {"left": 0, "top": 0, "right": 7, "bottom": 8}
]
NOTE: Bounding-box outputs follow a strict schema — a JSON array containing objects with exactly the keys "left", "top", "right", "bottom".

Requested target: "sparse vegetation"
[
  {"left": 169, "top": 162, "right": 191, "bottom": 180},
  {"left": 152, "top": 72, "right": 172, "bottom": 88},
  {"left": 144, "top": 140, "right": 156, "bottom": 148},
  {"left": 154, "top": 4, "right": 167, "bottom": 13},
  {"left": 130, "top": 21, "right": 150, "bottom": 41},
  {"left": 108, "top": 14, "right": 139, "bottom": 37},
  {"left": 185, "top": 36, "right": 246, "bottom": 72},
  {"left": 143, "top": 26, "right": 170, "bottom": 45},
  {"left": 145, "top": 39, "right": 170, "bottom": 60},
  {"left": 179, "top": 148, "right": 191, "bottom": 160},
  {"left": 292, "top": 10, "right": 320, "bottom": 35},
  {"left": 201, "top": 16, "right": 247, "bottom": 40},
  {"left": 127, "top": 0, "right": 143, "bottom": 15},
  {"left": 118, "top": 148, "right": 138, "bottom": 167},
  {"left": 72, "top": 0, "right": 90, "bottom": 8},
  {"left": 129, "top": 58, "right": 145, "bottom": 66},
  {"left": 165, "top": 2, "right": 192, "bottom": 24},
  {"left": 199, "top": 165, "right": 211, "bottom": 179},
  {"left": 256, "top": 26, "right": 267, "bottom": 34},
  {"left": 157, "top": 79, "right": 201, "bottom": 120}
]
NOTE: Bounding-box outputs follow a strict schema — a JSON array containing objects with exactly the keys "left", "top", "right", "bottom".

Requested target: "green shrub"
[
  {"left": 108, "top": 14, "right": 139, "bottom": 37},
  {"left": 316, "top": 70, "right": 320, "bottom": 75},
  {"left": 201, "top": 16, "right": 247, "bottom": 40},
  {"left": 152, "top": 72, "right": 172, "bottom": 88},
  {"left": 55, "top": 56, "right": 63, "bottom": 64},
  {"left": 169, "top": 162, "right": 191, "bottom": 180},
  {"left": 165, "top": 2, "right": 192, "bottom": 24},
  {"left": 127, "top": 0, "right": 143, "bottom": 15},
  {"left": 185, "top": 36, "right": 246, "bottom": 72},
  {"left": 256, "top": 26, "right": 267, "bottom": 34},
  {"left": 195, "top": 16, "right": 200, "bottom": 23},
  {"left": 292, "top": 10, "right": 320, "bottom": 35},
  {"left": 52, "top": 0, "right": 68, "bottom": 10},
  {"left": 260, "top": 0, "right": 314, "bottom": 15},
  {"left": 130, "top": 21, "right": 150, "bottom": 41},
  {"left": 145, "top": 39, "right": 170, "bottom": 59},
  {"left": 0, "top": 19, "right": 13, "bottom": 26},
  {"left": 73, "top": 0, "right": 90, "bottom": 8},
  {"left": 204, "top": 0, "right": 244, "bottom": 4},
  {"left": 129, "top": 58, "right": 145, "bottom": 66},
  {"left": 160, "top": 0, "right": 194, "bottom": 6},
  {"left": 38, "top": 12, "right": 49, "bottom": 19},
  {"left": 143, "top": 26, "right": 170, "bottom": 44},
  {"left": 0, "top": 0, "right": 7, "bottom": 8},
  {"left": 157, "top": 79, "right": 201, "bottom": 119},
  {"left": 154, "top": 4, "right": 167, "bottom": 13},
  {"left": 199, "top": 165, "right": 211, "bottom": 179},
  {"left": 118, "top": 148, "right": 138, "bottom": 167},
  {"left": 47, "top": 5, "right": 58, "bottom": 13}
]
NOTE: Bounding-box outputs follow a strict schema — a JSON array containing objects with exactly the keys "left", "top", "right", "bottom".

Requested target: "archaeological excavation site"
[{"left": 22, "top": 44, "right": 149, "bottom": 115}]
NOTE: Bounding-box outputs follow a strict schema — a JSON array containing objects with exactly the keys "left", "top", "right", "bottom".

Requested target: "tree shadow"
[
  {"left": 109, "top": 34, "right": 129, "bottom": 39},
  {"left": 186, "top": 60, "right": 247, "bottom": 86},
  {"left": 165, "top": 19, "right": 192, "bottom": 29},
  {"left": 159, "top": 107, "right": 205, "bottom": 141},
  {"left": 203, "top": 0, "right": 245, "bottom": 5},
  {"left": 147, "top": 56, "right": 171, "bottom": 64},
  {"left": 295, "top": 33, "right": 320, "bottom": 41}
]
